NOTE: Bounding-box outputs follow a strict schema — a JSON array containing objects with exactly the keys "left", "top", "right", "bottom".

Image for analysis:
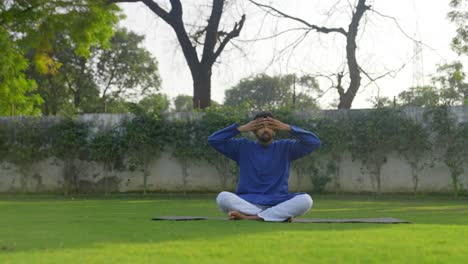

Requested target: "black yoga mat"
[{"left": 152, "top": 216, "right": 410, "bottom": 224}]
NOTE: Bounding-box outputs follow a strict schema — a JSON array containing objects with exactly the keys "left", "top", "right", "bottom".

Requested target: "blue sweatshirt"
[{"left": 208, "top": 123, "right": 321, "bottom": 206}]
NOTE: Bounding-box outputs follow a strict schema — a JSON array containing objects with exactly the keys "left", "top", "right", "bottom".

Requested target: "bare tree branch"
[
  {"left": 249, "top": 0, "right": 347, "bottom": 35},
  {"left": 369, "top": 8, "right": 445, "bottom": 59},
  {"left": 336, "top": 72, "right": 345, "bottom": 97},
  {"left": 212, "top": 14, "right": 246, "bottom": 63},
  {"left": 236, "top": 27, "right": 309, "bottom": 42}
]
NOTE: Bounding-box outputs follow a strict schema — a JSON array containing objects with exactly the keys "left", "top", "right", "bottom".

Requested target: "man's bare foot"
[{"left": 228, "top": 211, "right": 263, "bottom": 221}]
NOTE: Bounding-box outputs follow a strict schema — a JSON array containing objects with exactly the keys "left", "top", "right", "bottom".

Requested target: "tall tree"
[
  {"left": 249, "top": 0, "right": 371, "bottom": 109},
  {"left": 224, "top": 73, "right": 320, "bottom": 111},
  {"left": 27, "top": 27, "right": 161, "bottom": 114},
  {"left": 110, "top": 0, "right": 246, "bottom": 109},
  {"left": 0, "top": 0, "right": 121, "bottom": 115},
  {"left": 94, "top": 28, "right": 161, "bottom": 112},
  {"left": 0, "top": 27, "right": 42, "bottom": 115}
]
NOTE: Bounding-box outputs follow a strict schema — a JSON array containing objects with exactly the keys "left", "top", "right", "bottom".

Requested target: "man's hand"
[
  {"left": 237, "top": 118, "right": 265, "bottom": 132},
  {"left": 237, "top": 117, "right": 291, "bottom": 132},
  {"left": 263, "top": 117, "right": 291, "bottom": 131}
]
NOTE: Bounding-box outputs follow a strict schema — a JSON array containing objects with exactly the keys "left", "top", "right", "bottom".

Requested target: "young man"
[{"left": 208, "top": 111, "right": 321, "bottom": 222}]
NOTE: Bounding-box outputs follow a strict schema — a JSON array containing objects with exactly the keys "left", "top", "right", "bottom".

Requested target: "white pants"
[{"left": 216, "top": 191, "right": 313, "bottom": 222}]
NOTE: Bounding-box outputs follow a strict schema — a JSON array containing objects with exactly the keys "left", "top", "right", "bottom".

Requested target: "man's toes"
[{"left": 228, "top": 211, "right": 239, "bottom": 220}]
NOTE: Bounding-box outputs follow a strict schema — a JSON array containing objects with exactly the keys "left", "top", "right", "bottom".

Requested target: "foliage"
[
  {"left": 95, "top": 28, "right": 161, "bottom": 112},
  {"left": 30, "top": 35, "right": 101, "bottom": 115},
  {"left": 399, "top": 62, "right": 468, "bottom": 107},
  {"left": 424, "top": 106, "right": 467, "bottom": 196},
  {"left": 432, "top": 62, "right": 468, "bottom": 106},
  {"left": 0, "top": 0, "right": 121, "bottom": 115},
  {"left": 448, "top": 0, "right": 468, "bottom": 55},
  {"left": 49, "top": 118, "right": 90, "bottom": 193},
  {"left": 398, "top": 86, "right": 440, "bottom": 107},
  {"left": 167, "top": 119, "right": 203, "bottom": 194},
  {"left": 2, "top": 117, "right": 49, "bottom": 191},
  {"left": 394, "top": 116, "right": 432, "bottom": 193},
  {"left": 312, "top": 115, "right": 352, "bottom": 192},
  {"left": 88, "top": 125, "right": 127, "bottom": 194},
  {"left": 25, "top": 26, "right": 161, "bottom": 115},
  {"left": 347, "top": 108, "right": 408, "bottom": 194},
  {"left": 224, "top": 74, "right": 320, "bottom": 112},
  {"left": 0, "top": 27, "right": 42, "bottom": 115},
  {"left": 122, "top": 107, "right": 166, "bottom": 194},
  {"left": 0, "top": 104, "right": 466, "bottom": 195},
  {"left": 0, "top": 124, "right": 8, "bottom": 161},
  {"left": 138, "top": 94, "right": 170, "bottom": 115},
  {"left": 174, "top": 95, "right": 194, "bottom": 112}
]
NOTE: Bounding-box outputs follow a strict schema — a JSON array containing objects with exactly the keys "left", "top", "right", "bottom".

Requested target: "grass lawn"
[{"left": 1, "top": 193, "right": 467, "bottom": 263}]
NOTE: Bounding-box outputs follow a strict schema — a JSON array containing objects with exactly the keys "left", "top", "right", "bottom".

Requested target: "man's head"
[{"left": 253, "top": 111, "right": 275, "bottom": 145}]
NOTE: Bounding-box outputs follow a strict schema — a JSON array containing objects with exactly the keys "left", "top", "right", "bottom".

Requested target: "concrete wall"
[
  {"left": 1, "top": 150, "right": 466, "bottom": 193},
  {"left": 0, "top": 106, "right": 467, "bottom": 193}
]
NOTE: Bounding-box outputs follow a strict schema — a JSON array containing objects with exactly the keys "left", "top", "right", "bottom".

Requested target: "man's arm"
[
  {"left": 263, "top": 117, "right": 320, "bottom": 160},
  {"left": 208, "top": 119, "right": 266, "bottom": 161},
  {"left": 207, "top": 124, "right": 242, "bottom": 161},
  {"left": 288, "top": 125, "right": 321, "bottom": 160}
]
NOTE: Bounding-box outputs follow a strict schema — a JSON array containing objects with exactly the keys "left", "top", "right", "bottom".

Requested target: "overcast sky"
[{"left": 117, "top": 0, "right": 466, "bottom": 109}]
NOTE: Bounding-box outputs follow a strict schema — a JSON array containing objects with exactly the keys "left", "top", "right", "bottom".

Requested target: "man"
[{"left": 208, "top": 111, "right": 321, "bottom": 222}]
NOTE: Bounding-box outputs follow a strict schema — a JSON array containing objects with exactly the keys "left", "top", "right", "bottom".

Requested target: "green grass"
[{"left": 1, "top": 194, "right": 467, "bottom": 263}]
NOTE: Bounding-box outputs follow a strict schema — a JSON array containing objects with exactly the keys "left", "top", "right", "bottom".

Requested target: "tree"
[
  {"left": 433, "top": 62, "right": 468, "bottom": 105},
  {"left": 249, "top": 0, "right": 371, "bottom": 109},
  {"left": 0, "top": 0, "right": 121, "bottom": 114},
  {"left": 25, "top": 27, "right": 161, "bottom": 114},
  {"left": 0, "top": 27, "right": 42, "bottom": 115},
  {"left": 224, "top": 73, "right": 320, "bottom": 111},
  {"left": 448, "top": 0, "right": 468, "bottom": 55},
  {"left": 110, "top": 0, "right": 246, "bottom": 109},
  {"left": 398, "top": 63, "right": 467, "bottom": 107},
  {"left": 398, "top": 86, "right": 440, "bottom": 107},
  {"left": 94, "top": 28, "right": 161, "bottom": 112},
  {"left": 173, "top": 94, "right": 219, "bottom": 112},
  {"left": 138, "top": 93, "right": 170, "bottom": 114},
  {"left": 26, "top": 36, "right": 101, "bottom": 115},
  {"left": 174, "top": 95, "right": 194, "bottom": 112}
]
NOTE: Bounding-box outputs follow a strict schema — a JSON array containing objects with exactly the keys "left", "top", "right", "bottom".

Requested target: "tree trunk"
[
  {"left": 412, "top": 167, "right": 419, "bottom": 194},
  {"left": 337, "top": 0, "right": 367, "bottom": 109},
  {"left": 182, "top": 158, "right": 188, "bottom": 196},
  {"left": 193, "top": 67, "right": 212, "bottom": 109},
  {"left": 143, "top": 162, "right": 149, "bottom": 195},
  {"left": 337, "top": 34, "right": 361, "bottom": 109},
  {"left": 109, "top": 0, "right": 245, "bottom": 110}
]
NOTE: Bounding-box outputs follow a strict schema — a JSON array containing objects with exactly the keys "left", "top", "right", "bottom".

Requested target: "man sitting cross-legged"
[{"left": 208, "top": 111, "right": 321, "bottom": 222}]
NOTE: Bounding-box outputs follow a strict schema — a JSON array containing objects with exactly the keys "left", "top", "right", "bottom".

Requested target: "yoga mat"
[{"left": 152, "top": 216, "right": 410, "bottom": 224}]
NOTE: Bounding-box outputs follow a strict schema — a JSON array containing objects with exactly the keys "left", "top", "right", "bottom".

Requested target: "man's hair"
[{"left": 253, "top": 111, "right": 274, "bottom": 120}]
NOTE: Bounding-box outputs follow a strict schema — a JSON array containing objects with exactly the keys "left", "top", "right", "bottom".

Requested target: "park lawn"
[{"left": 0, "top": 194, "right": 467, "bottom": 263}]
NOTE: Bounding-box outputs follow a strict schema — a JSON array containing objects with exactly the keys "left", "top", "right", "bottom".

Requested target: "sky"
[{"left": 117, "top": 0, "right": 466, "bottom": 109}]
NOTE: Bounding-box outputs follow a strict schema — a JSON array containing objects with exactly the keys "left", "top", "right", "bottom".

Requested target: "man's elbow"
[
  {"left": 207, "top": 137, "right": 215, "bottom": 147},
  {"left": 314, "top": 139, "right": 321, "bottom": 149},
  {"left": 207, "top": 135, "right": 219, "bottom": 147}
]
